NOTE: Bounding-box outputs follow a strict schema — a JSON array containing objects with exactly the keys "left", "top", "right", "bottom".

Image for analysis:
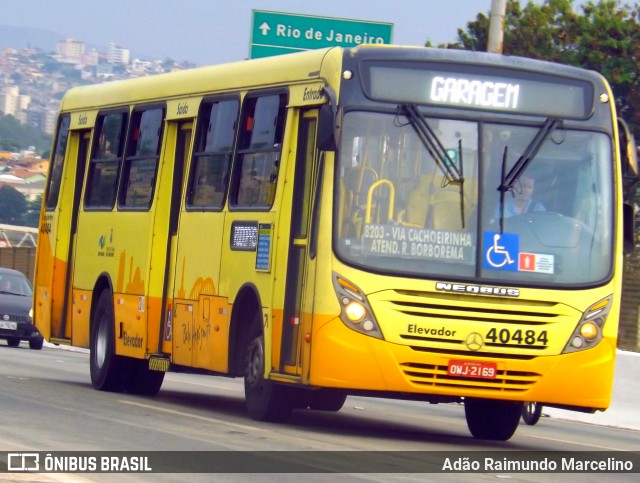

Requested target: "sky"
[{"left": 0, "top": 0, "right": 501, "bottom": 66}]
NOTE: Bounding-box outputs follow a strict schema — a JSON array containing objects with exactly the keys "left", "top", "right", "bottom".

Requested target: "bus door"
[
  {"left": 280, "top": 110, "right": 321, "bottom": 378},
  {"left": 153, "top": 121, "right": 191, "bottom": 358},
  {"left": 47, "top": 128, "right": 90, "bottom": 342},
  {"left": 170, "top": 114, "right": 229, "bottom": 371}
]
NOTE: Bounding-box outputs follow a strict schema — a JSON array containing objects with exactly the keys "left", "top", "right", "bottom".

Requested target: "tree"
[
  {"left": 23, "top": 195, "right": 42, "bottom": 228},
  {"left": 0, "top": 185, "right": 28, "bottom": 225},
  {"left": 570, "top": 1, "right": 640, "bottom": 133},
  {"left": 0, "top": 114, "right": 52, "bottom": 154},
  {"left": 449, "top": 0, "right": 579, "bottom": 59},
  {"left": 447, "top": 1, "right": 640, "bottom": 138}
]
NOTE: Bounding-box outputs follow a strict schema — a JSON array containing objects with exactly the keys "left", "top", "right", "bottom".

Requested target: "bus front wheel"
[
  {"left": 465, "top": 398, "right": 522, "bottom": 440},
  {"left": 90, "top": 290, "right": 126, "bottom": 392},
  {"left": 244, "top": 323, "right": 293, "bottom": 422}
]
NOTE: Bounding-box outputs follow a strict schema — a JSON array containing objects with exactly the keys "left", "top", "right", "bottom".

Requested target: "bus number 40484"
[{"left": 486, "top": 327, "right": 549, "bottom": 346}]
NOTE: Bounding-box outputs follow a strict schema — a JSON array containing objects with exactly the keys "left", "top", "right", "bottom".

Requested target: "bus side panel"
[
  {"left": 71, "top": 288, "right": 92, "bottom": 348},
  {"left": 113, "top": 293, "right": 148, "bottom": 358},
  {"left": 172, "top": 211, "right": 228, "bottom": 371},
  {"left": 72, "top": 211, "right": 151, "bottom": 356}
]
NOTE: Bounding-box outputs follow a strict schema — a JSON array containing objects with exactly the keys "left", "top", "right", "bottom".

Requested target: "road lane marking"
[
  {"left": 527, "top": 433, "right": 629, "bottom": 451},
  {"left": 118, "top": 399, "right": 265, "bottom": 432}
]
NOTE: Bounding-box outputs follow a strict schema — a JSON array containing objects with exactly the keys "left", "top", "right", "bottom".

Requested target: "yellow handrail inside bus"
[{"left": 365, "top": 179, "right": 395, "bottom": 224}]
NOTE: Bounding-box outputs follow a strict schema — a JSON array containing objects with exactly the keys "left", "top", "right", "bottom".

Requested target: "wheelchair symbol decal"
[{"left": 483, "top": 232, "right": 519, "bottom": 271}]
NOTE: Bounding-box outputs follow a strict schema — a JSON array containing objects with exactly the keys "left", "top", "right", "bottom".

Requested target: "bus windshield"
[{"left": 335, "top": 110, "right": 613, "bottom": 286}]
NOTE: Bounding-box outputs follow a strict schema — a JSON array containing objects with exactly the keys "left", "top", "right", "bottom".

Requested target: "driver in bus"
[{"left": 495, "top": 174, "right": 545, "bottom": 218}]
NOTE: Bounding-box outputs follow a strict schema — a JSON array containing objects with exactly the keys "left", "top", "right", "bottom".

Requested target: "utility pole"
[{"left": 487, "top": 0, "right": 507, "bottom": 54}]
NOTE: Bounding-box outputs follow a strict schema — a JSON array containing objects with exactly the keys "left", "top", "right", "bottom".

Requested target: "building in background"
[
  {"left": 57, "top": 38, "right": 86, "bottom": 64},
  {"left": 107, "top": 42, "right": 130, "bottom": 65}
]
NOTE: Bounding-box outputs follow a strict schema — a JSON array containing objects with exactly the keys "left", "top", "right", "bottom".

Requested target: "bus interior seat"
[{"left": 403, "top": 175, "right": 432, "bottom": 226}]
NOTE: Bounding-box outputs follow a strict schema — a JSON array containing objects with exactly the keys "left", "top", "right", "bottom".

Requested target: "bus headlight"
[
  {"left": 580, "top": 321, "right": 599, "bottom": 341},
  {"left": 345, "top": 301, "right": 366, "bottom": 322},
  {"left": 333, "top": 272, "right": 383, "bottom": 339},
  {"left": 563, "top": 295, "right": 612, "bottom": 353}
]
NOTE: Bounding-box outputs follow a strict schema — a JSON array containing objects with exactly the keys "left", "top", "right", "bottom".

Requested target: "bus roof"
[
  {"left": 59, "top": 45, "right": 606, "bottom": 112},
  {"left": 60, "top": 46, "right": 342, "bottom": 111}
]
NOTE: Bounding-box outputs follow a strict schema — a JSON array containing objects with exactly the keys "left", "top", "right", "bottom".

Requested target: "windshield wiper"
[
  {"left": 498, "top": 118, "right": 561, "bottom": 193},
  {"left": 400, "top": 104, "right": 464, "bottom": 184}
]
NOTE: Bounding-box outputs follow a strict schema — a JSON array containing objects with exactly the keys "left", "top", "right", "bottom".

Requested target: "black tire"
[
  {"left": 244, "top": 319, "right": 293, "bottom": 422},
  {"left": 90, "top": 290, "right": 126, "bottom": 392},
  {"left": 29, "top": 337, "right": 44, "bottom": 350},
  {"left": 465, "top": 398, "right": 523, "bottom": 441},
  {"left": 126, "top": 359, "right": 165, "bottom": 396},
  {"left": 6, "top": 337, "right": 20, "bottom": 347},
  {"left": 308, "top": 389, "right": 347, "bottom": 412},
  {"left": 521, "top": 402, "right": 543, "bottom": 425}
]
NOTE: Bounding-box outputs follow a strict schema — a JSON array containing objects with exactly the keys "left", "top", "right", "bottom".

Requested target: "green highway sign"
[{"left": 250, "top": 10, "right": 394, "bottom": 59}]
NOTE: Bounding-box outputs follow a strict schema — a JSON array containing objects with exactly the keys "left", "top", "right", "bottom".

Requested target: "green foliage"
[
  {"left": 0, "top": 114, "right": 52, "bottom": 154},
  {"left": 22, "top": 195, "right": 42, "bottom": 228},
  {"left": 448, "top": 0, "right": 640, "bottom": 139},
  {"left": 0, "top": 185, "right": 28, "bottom": 225}
]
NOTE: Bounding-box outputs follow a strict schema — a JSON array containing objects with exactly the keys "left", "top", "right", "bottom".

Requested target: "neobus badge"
[
  {"left": 430, "top": 76, "right": 520, "bottom": 110},
  {"left": 436, "top": 282, "right": 520, "bottom": 297}
]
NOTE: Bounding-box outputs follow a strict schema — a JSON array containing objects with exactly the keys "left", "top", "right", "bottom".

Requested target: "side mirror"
[
  {"left": 623, "top": 202, "right": 635, "bottom": 254},
  {"left": 617, "top": 118, "right": 638, "bottom": 202},
  {"left": 316, "top": 86, "right": 339, "bottom": 152},
  {"left": 317, "top": 103, "right": 337, "bottom": 151}
]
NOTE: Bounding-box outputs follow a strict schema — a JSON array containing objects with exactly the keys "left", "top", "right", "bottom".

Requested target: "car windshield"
[
  {"left": 0, "top": 273, "right": 33, "bottom": 296},
  {"left": 335, "top": 110, "right": 613, "bottom": 287}
]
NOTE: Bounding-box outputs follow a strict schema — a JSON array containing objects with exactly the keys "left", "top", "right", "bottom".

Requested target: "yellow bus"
[{"left": 34, "top": 45, "right": 636, "bottom": 440}]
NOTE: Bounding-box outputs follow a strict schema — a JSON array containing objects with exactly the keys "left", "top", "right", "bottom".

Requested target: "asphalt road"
[{"left": 0, "top": 343, "right": 638, "bottom": 482}]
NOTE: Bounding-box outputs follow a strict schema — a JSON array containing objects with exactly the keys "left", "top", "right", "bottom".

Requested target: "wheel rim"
[
  {"left": 525, "top": 402, "right": 537, "bottom": 415},
  {"left": 246, "top": 337, "right": 264, "bottom": 388},
  {"left": 95, "top": 313, "right": 108, "bottom": 369}
]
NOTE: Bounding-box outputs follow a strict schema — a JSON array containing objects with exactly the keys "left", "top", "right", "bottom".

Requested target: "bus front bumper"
[{"left": 309, "top": 317, "right": 615, "bottom": 411}]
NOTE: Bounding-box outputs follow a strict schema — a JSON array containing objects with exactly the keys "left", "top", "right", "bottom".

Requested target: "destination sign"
[
  {"left": 361, "top": 223, "right": 475, "bottom": 263},
  {"left": 361, "top": 61, "right": 594, "bottom": 119}
]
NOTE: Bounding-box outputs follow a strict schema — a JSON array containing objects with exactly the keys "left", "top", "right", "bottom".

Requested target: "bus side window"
[
  {"left": 231, "top": 92, "right": 286, "bottom": 209},
  {"left": 85, "top": 110, "right": 127, "bottom": 209},
  {"left": 119, "top": 106, "right": 165, "bottom": 209},
  {"left": 45, "top": 115, "right": 70, "bottom": 210},
  {"left": 188, "top": 97, "right": 239, "bottom": 209}
]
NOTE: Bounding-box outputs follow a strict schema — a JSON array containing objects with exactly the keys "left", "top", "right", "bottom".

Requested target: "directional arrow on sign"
[{"left": 259, "top": 22, "right": 271, "bottom": 36}]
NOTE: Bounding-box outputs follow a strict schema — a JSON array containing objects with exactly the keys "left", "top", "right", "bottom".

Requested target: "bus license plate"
[
  {"left": 0, "top": 321, "right": 17, "bottom": 330},
  {"left": 448, "top": 360, "right": 497, "bottom": 379}
]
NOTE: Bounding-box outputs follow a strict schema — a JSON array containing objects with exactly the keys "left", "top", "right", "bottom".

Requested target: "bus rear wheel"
[
  {"left": 90, "top": 290, "right": 126, "bottom": 392},
  {"left": 244, "top": 322, "right": 293, "bottom": 422},
  {"left": 125, "top": 359, "right": 165, "bottom": 396},
  {"left": 465, "top": 398, "right": 522, "bottom": 440}
]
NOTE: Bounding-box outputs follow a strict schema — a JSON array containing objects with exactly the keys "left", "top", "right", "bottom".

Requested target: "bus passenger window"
[
  {"left": 45, "top": 115, "right": 70, "bottom": 209},
  {"left": 232, "top": 92, "right": 286, "bottom": 209},
  {"left": 187, "top": 98, "right": 239, "bottom": 209},
  {"left": 120, "top": 107, "right": 165, "bottom": 209},
  {"left": 85, "top": 110, "right": 127, "bottom": 209}
]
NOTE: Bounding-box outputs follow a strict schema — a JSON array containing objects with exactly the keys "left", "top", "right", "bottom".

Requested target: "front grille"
[
  {"left": 370, "top": 288, "right": 579, "bottom": 355},
  {"left": 400, "top": 361, "right": 541, "bottom": 393},
  {"left": 391, "top": 290, "right": 563, "bottom": 326}
]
